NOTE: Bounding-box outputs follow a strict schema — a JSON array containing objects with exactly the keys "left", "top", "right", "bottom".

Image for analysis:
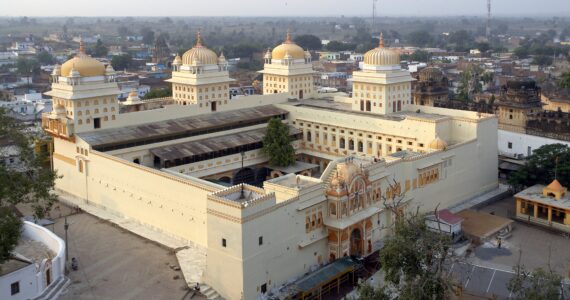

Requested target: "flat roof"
[
  {"left": 0, "top": 257, "right": 32, "bottom": 276},
  {"left": 78, "top": 105, "right": 288, "bottom": 150},
  {"left": 515, "top": 184, "right": 570, "bottom": 209},
  {"left": 456, "top": 210, "right": 513, "bottom": 240},
  {"left": 150, "top": 127, "right": 300, "bottom": 162},
  {"left": 291, "top": 97, "right": 451, "bottom": 122},
  {"left": 292, "top": 256, "right": 359, "bottom": 293},
  {"left": 270, "top": 161, "right": 319, "bottom": 174}
]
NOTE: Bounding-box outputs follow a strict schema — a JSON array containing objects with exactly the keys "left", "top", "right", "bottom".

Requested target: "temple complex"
[{"left": 42, "top": 31, "right": 498, "bottom": 300}]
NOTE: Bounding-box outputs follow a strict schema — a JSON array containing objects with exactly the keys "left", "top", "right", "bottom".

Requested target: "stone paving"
[
  {"left": 473, "top": 196, "right": 570, "bottom": 276},
  {"left": 18, "top": 201, "right": 204, "bottom": 300}
]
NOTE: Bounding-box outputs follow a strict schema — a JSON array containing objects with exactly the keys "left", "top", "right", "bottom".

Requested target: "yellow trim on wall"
[{"left": 53, "top": 153, "right": 76, "bottom": 166}]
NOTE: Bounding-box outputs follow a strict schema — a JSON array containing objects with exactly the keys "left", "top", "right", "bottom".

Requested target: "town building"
[
  {"left": 515, "top": 179, "right": 570, "bottom": 232},
  {"left": 412, "top": 67, "right": 450, "bottom": 106},
  {"left": 42, "top": 32, "right": 498, "bottom": 300},
  {"left": 0, "top": 221, "right": 66, "bottom": 300}
]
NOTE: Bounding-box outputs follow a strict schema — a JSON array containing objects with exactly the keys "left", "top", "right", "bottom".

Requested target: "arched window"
[
  {"left": 340, "top": 138, "right": 345, "bottom": 149},
  {"left": 306, "top": 131, "right": 312, "bottom": 142},
  {"left": 358, "top": 141, "right": 363, "bottom": 152},
  {"left": 349, "top": 140, "right": 354, "bottom": 151},
  {"left": 330, "top": 203, "right": 337, "bottom": 216}
]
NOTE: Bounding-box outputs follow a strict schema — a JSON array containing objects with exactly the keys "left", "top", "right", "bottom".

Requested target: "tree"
[
  {"left": 16, "top": 57, "right": 40, "bottom": 76},
  {"left": 532, "top": 55, "right": 553, "bottom": 66},
  {"left": 559, "top": 71, "right": 570, "bottom": 88},
  {"left": 294, "top": 34, "right": 322, "bottom": 50},
  {"left": 36, "top": 51, "right": 55, "bottom": 65},
  {"left": 509, "top": 143, "right": 570, "bottom": 189},
  {"left": 261, "top": 118, "right": 295, "bottom": 167},
  {"left": 143, "top": 86, "right": 172, "bottom": 99},
  {"left": 111, "top": 54, "right": 132, "bottom": 71},
  {"left": 117, "top": 25, "right": 130, "bottom": 38},
  {"left": 513, "top": 47, "right": 530, "bottom": 59},
  {"left": 91, "top": 39, "right": 108, "bottom": 57},
  {"left": 410, "top": 50, "right": 430, "bottom": 62},
  {"left": 140, "top": 27, "right": 155, "bottom": 45},
  {"left": 326, "top": 41, "right": 356, "bottom": 52},
  {"left": 379, "top": 211, "right": 453, "bottom": 300},
  {"left": 0, "top": 108, "right": 58, "bottom": 263},
  {"left": 508, "top": 251, "right": 563, "bottom": 300},
  {"left": 509, "top": 144, "right": 570, "bottom": 189},
  {"left": 352, "top": 282, "right": 390, "bottom": 300},
  {"left": 407, "top": 30, "right": 433, "bottom": 47}
]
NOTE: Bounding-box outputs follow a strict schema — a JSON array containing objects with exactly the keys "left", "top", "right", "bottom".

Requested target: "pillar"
[
  {"left": 548, "top": 206, "right": 552, "bottom": 224},
  {"left": 515, "top": 198, "right": 521, "bottom": 216},
  {"left": 534, "top": 203, "right": 538, "bottom": 218}
]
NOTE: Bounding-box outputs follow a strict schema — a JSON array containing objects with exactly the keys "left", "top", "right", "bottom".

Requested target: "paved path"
[{"left": 56, "top": 190, "right": 207, "bottom": 287}]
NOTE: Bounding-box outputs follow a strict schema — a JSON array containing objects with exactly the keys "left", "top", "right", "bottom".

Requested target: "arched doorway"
[
  {"left": 350, "top": 228, "right": 363, "bottom": 257},
  {"left": 299, "top": 90, "right": 304, "bottom": 99},
  {"left": 219, "top": 176, "right": 231, "bottom": 184},
  {"left": 133, "top": 158, "right": 140, "bottom": 164}
]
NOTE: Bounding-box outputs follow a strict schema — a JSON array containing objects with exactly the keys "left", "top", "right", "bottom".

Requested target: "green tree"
[
  {"left": 326, "top": 41, "right": 355, "bottom": 52},
  {"left": 92, "top": 39, "right": 108, "bottom": 57},
  {"left": 560, "top": 71, "right": 570, "bottom": 88},
  {"left": 410, "top": 50, "right": 430, "bottom": 62},
  {"left": 532, "top": 55, "right": 553, "bottom": 66},
  {"left": 513, "top": 47, "right": 530, "bottom": 59},
  {"left": 111, "top": 54, "right": 132, "bottom": 71},
  {"left": 508, "top": 265, "right": 563, "bottom": 300},
  {"left": 16, "top": 57, "right": 40, "bottom": 76},
  {"left": 407, "top": 30, "right": 433, "bottom": 47},
  {"left": 261, "top": 118, "right": 295, "bottom": 167},
  {"left": 36, "top": 51, "right": 55, "bottom": 65},
  {"left": 0, "top": 108, "right": 58, "bottom": 263},
  {"left": 352, "top": 282, "right": 390, "bottom": 300},
  {"left": 140, "top": 27, "right": 155, "bottom": 45},
  {"left": 509, "top": 143, "right": 570, "bottom": 189},
  {"left": 143, "top": 86, "right": 172, "bottom": 99},
  {"left": 294, "top": 34, "right": 322, "bottom": 50},
  {"left": 379, "top": 211, "right": 453, "bottom": 300}
]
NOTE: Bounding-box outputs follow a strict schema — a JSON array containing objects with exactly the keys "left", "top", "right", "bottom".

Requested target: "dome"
[
  {"left": 51, "top": 65, "right": 61, "bottom": 76},
  {"left": 271, "top": 31, "right": 305, "bottom": 60},
  {"left": 419, "top": 67, "right": 443, "bottom": 82},
  {"left": 181, "top": 31, "right": 218, "bottom": 65},
  {"left": 172, "top": 55, "right": 182, "bottom": 65},
  {"left": 363, "top": 33, "right": 400, "bottom": 66},
  {"left": 60, "top": 41, "right": 106, "bottom": 77},
  {"left": 428, "top": 136, "right": 448, "bottom": 151},
  {"left": 218, "top": 52, "right": 227, "bottom": 64},
  {"left": 264, "top": 49, "right": 272, "bottom": 59}
]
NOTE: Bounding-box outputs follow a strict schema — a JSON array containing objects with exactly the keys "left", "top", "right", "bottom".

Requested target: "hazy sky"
[{"left": 2, "top": 0, "right": 569, "bottom": 17}]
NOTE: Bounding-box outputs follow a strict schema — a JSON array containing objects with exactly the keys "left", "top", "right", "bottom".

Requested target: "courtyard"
[
  {"left": 469, "top": 196, "right": 570, "bottom": 277},
  {"left": 18, "top": 203, "right": 202, "bottom": 300}
]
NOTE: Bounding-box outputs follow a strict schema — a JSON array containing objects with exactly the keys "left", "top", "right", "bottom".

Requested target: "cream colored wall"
[
  {"left": 263, "top": 74, "right": 314, "bottom": 98},
  {"left": 54, "top": 138, "right": 220, "bottom": 247}
]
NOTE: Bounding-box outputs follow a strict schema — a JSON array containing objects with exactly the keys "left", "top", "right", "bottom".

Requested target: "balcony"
[{"left": 41, "top": 113, "right": 74, "bottom": 140}]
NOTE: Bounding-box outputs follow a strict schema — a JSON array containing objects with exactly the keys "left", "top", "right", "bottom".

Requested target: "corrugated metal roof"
[{"left": 78, "top": 105, "right": 288, "bottom": 149}]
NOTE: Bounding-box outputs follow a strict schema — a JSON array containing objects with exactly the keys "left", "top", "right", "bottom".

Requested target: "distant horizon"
[{"left": 2, "top": 0, "right": 569, "bottom": 18}]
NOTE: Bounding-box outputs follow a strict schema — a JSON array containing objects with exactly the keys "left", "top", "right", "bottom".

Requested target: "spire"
[
  {"left": 285, "top": 28, "right": 292, "bottom": 44},
  {"left": 379, "top": 32, "right": 384, "bottom": 48},
  {"left": 79, "top": 37, "right": 86, "bottom": 55},
  {"left": 196, "top": 29, "right": 203, "bottom": 47}
]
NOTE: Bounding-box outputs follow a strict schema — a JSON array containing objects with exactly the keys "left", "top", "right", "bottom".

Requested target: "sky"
[{"left": 2, "top": 0, "right": 569, "bottom": 17}]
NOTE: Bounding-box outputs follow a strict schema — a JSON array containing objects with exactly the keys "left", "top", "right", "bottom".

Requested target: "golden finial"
[
  {"left": 196, "top": 29, "right": 203, "bottom": 47},
  {"left": 379, "top": 32, "right": 384, "bottom": 48},
  {"left": 79, "top": 38, "right": 85, "bottom": 54},
  {"left": 285, "top": 28, "right": 292, "bottom": 44}
]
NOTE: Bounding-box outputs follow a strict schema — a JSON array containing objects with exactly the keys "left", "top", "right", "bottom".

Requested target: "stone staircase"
[
  {"left": 199, "top": 283, "right": 223, "bottom": 300},
  {"left": 33, "top": 276, "right": 70, "bottom": 300}
]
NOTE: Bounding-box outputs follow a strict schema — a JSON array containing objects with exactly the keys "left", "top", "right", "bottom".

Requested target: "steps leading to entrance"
[
  {"left": 199, "top": 283, "right": 224, "bottom": 300},
  {"left": 33, "top": 276, "right": 70, "bottom": 300}
]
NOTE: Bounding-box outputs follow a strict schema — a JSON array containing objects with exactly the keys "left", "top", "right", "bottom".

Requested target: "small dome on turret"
[
  {"left": 283, "top": 51, "right": 293, "bottom": 60},
  {"left": 264, "top": 48, "right": 272, "bottom": 59},
  {"left": 105, "top": 64, "right": 115, "bottom": 74},
  {"left": 218, "top": 52, "right": 227, "bottom": 64},
  {"left": 172, "top": 55, "right": 182, "bottom": 65},
  {"left": 428, "top": 136, "right": 448, "bottom": 151},
  {"left": 52, "top": 65, "right": 61, "bottom": 76},
  {"left": 69, "top": 66, "right": 81, "bottom": 78},
  {"left": 305, "top": 50, "right": 312, "bottom": 59}
]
